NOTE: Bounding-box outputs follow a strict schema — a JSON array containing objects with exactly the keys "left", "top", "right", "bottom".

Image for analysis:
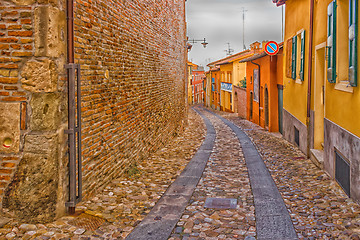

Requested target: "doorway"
[
  {"left": 264, "top": 87, "right": 269, "bottom": 129},
  {"left": 313, "top": 45, "right": 326, "bottom": 150},
  {"left": 250, "top": 91, "right": 253, "bottom": 120},
  {"left": 278, "top": 85, "right": 283, "bottom": 134}
]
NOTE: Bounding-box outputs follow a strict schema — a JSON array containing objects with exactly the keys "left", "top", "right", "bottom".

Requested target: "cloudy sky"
[{"left": 186, "top": 0, "right": 283, "bottom": 68}]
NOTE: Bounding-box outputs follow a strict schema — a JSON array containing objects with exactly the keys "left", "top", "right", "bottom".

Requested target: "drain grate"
[
  {"left": 68, "top": 213, "right": 106, "bottom": 231},
  {"left": 204, "top": 198, "right": 237, "bottom": 209}
]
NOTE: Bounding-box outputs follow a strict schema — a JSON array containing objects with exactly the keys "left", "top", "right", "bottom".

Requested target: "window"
[
  {"left": 327, "top": 0, "right": 358, "bottom": 87},
  {"left": 290, "top": 31, "right": 305, "bottom": 81},
  {"left": 327, "top": 0, "right": 337, "bottom": 83},
  {"left": 349, "top": 0, "right": 358, "bottom": 86}
]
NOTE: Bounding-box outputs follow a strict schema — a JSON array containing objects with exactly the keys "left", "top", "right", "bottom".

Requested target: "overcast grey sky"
[{"left": 186, "top": 0, "right": 283, "bottom": 68}]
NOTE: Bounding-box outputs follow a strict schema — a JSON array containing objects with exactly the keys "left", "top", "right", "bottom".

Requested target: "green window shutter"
[
  {"left": 291, "top": 35, "right": 297, "bottom": 80},
  {"left": 349, "top": 0, "right": 358, "bottom": 86},
  {"left": 327, "top": 0, "right": 337, "bottom": 83},
  {"left": 300, "top": 31, "right": 305, "bottom": 81}
]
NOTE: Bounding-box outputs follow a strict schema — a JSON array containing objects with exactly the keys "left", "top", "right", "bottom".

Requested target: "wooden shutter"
[
  {"left": 300, "top": 31, "right": 305, "bottom": 81},
  {"left": 327, "top": 0, "right": 337, "bottom": 83},
  {"left": 349, "top": 0, "right": 358, "bottom": 86},
  {"left": 291, "top": 35, "right": 297, "bottom": 80},
  {"left": 286, "top": 38, "right": 293, "bottom": 78}
]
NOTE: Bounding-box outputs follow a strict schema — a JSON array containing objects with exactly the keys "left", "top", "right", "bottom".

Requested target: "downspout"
[
  {"left": 66, "top": 0, "right": 76, "bottom": 215},
  {"left": 306, "top": 0, "right": 315, "bottom": 157},
  {"left": 251, "top": 60, "right": 261, "bottom": 125}
]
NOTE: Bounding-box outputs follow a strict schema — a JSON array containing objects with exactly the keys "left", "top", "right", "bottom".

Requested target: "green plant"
[{"left": 240, "top": 77, "right": 246, "bottom": 88}]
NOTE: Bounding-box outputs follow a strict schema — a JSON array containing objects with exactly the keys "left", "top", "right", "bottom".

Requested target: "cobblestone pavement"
[
  {"left": 169, "top": 107, "right": 256, "bottom": 240},
  {"left": 0, "top": 108, "right": 206, "bottom": 240},
  {"left": 216, "top": 110, "right": 360, "bottom": 240}
]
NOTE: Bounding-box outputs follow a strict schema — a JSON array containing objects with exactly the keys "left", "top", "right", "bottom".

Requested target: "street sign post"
[{"left": 264, "top": 41, "right": 280, "bottom": 56}]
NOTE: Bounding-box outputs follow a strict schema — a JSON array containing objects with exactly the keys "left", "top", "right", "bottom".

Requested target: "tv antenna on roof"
[
  {"left": 241, "top": 7, "right": 248, "bottom": 50},
  {"left": 224, "top": 43, "right": 234, "bottom": 56}
]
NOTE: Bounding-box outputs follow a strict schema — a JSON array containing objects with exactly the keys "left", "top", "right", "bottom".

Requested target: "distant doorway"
[
  {"left": 264, "top": 87, "right": 269, "bottom": 128},
  {"left": 278, "top": 85, "right": 283, "bottom": 134},
  {"left": 250, "top": 92, "right": 253, "bottom": 119},
  {"left": 313, "top": 45, "right": 326, "bottom": 150},
  {"left": 234, "top": 92, "right": 238, "bottom": 113}
]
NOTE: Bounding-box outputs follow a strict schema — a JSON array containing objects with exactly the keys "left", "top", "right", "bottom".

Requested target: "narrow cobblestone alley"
[
  {"left": 216, "top": 109, "right": 360, "bottom": 240},
  {"left": 169, "top": 107, "right": 256, "bottom": 240},
  {"left": 1, "top": 106, "right": 360, "bottom": 240}
]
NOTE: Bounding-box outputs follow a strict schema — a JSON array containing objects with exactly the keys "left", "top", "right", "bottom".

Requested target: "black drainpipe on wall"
[
  {"left": 65, "top": 0, "right": 82, "bottom": 215},
  {"left": 306, "top": 0, "right": 315, "bottom": 157},
  {"left": 251, "top": 60, "right": 261, "bottom": 125}
]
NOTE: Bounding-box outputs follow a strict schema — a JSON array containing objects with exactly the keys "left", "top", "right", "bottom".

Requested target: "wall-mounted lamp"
[{"left": 186, "top": 38, "right": 208, "bottom": 51}]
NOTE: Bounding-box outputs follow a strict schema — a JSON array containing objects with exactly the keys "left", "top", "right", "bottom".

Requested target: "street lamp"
[{"left": 186, "top": 38, "right": 208, "bottom": 51}]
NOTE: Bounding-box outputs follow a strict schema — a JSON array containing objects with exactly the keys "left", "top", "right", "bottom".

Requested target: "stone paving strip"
[
  {"left": 169, "top": 107, "right": 256, "bottom": 240},
  {"left": 216, "top": 110, "right": 360, "bottom": 240},
  {"left": 0, "top": 108, "right": 206, "bottom": 240},
  {"left": 125, "top": 108, "right": 215, "bottom": 240},
  {"left": 205, "top": 108, "right": 298, "bottom": 240}
]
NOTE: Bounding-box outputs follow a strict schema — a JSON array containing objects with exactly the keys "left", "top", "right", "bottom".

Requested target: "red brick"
[
  {"left": 20, "top": 12, "right": 31, "bottom": 18},
  {"left": 2, "top": 11, "right": 18, "bottom": 17},
  {"left": 0, "top": 92, "right": 10, "bottom": 96},
  {"left": 20, "top": 39, "right": 32, "bottom": 44},
  {"left": 0, "top": 37, "right": 18, "bottom": 43},
  {"left": 0, "top": 176, "right": 10, "bottom": 181},
  {"left": 20, "top": 19, "right": 31, "bottom": 24},
  {"left": 2, "top": 156, "right": 19, "bottom": 160},
  {"left": 11, "top": 51, "right": 32, "bottom": 57},
  {"left": 2, "top": 96, "right": 26, "bottom": 101},
  {"left": 10, "top": 44, "right": 21, "bottom": 50},
  {"left": 0, "top": 77, "right": 17, "bottom": 84},
  {"left": 0, "top": 44, "right": 9, "bottom": 50},
  {"left": 0, "top": 63, "right": 18, "bottom": 68},
  {"left": 23, "top": 45, "right": 32, "bottom": 50},
  {"left": 1, "top": 162, "right": 16, "bottom": 168},
  {"left": 0, "top": 24, "right": 6, "bottom": 30},
  {"left": 8, "top": 25, "right": 21, "bottom": 30},
  {"left": 8, "top": 31, "right": 33, "bottom": 37},
  {"left": 0, "top": 169, "right": 12, "bottom": 174},
  {"left": 4, "top": 86, "right": 18, "bottom": 90},
  {"left": 21, "top": 101, "right": 26, "bottom": 130},
  {"left": 12, "top": 91, "right": 26, "bottom": 96}
]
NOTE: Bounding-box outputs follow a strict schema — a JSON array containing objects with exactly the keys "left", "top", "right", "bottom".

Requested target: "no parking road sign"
[{"left": 264, "top": 41, "right": 279, "bottom": 56}]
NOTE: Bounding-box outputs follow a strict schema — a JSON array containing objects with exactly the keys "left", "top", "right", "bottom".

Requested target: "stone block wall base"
[
  {"left": 324, "top": 118, "right": 360, "bottom": 203},
  {"left": 282, "top": 109, "right": 307, "bottom": 154}
]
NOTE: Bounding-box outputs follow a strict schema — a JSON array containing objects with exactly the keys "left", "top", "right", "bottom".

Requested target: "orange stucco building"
[{"left": 241, "top": 44, "right": 283, "bottom": 132}]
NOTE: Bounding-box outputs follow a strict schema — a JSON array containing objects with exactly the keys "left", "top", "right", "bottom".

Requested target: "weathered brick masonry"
[
  {"left": 0, "top": 0, "right": 187, "bottom": 222},
  {"left": 75, "top": 0, "right": 187, "bottom": 197},
  {"left": 0, "top": 0, "right": 68, "bottom": 223}
]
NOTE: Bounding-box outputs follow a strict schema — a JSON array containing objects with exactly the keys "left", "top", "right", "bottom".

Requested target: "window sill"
[
  {"left": 334, "top": 81, "right": 353, "bottom": 93},
  {"left": 295, "top": 79, "right": 303, "bottom": 84}
]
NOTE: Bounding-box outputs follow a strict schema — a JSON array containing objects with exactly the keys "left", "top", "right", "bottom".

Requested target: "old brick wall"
[
  {"left": 1, "top": 0, "right": 187, "bottom": 222},
  {"left": 234, "top": 86, "right": 246, "bottom": 119},
  {"left": 1, "top": 0, "right": 68, "bottom": 222},
  {"left": 74, "top": 0, "right": 187, "bottom": 198}
]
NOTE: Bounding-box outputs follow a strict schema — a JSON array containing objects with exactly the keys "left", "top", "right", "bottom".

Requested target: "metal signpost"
[{"left": 264, "top": 41, "right": 280, "bottom": 56}]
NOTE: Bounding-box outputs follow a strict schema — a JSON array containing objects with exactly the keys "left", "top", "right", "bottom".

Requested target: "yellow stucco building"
[
  {"left": 208, "top": 49, "right": 254, "bottom": 112},
  {"left": 276, "top": 0, "right": 360, "bottom": 201},
  {"left": 187, "top": 61, "right": 197, "bottom": 105}
]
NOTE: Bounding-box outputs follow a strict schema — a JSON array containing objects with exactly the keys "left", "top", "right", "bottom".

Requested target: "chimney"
[
  {"left": 250, "top": 41, "right": 261, "bottom": 53},
  {"left": 262, "top": 40, "right": 269, "bottom": 50}
]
